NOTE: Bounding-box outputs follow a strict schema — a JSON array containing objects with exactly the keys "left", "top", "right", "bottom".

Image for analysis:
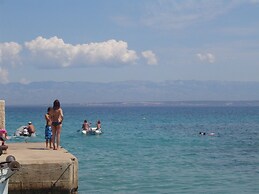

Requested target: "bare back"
[{"left": 51, "top": 108, "right": 63, "bottom": 123}]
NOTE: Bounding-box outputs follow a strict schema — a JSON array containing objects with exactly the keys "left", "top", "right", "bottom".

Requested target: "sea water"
[{"left": 4, "top": 105, "right": 259, "bottom": 193}]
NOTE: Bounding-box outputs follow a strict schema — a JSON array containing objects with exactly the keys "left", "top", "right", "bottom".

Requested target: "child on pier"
[{"left": 45, "top": 107, "right": 53, "bottom": 149}]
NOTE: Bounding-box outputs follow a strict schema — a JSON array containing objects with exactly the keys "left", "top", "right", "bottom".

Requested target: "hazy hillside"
[{"left": 0, "top": 80, "right": 259, "bottom": 106}]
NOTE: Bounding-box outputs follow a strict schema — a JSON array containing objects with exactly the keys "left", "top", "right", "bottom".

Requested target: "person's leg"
[
  {"left": 56, "top": 125, "right": 62, "bottom": 149},
  {"left": 45, "top": 127, "right": 48, "bottom": 148},
  {"left": 52, "top": 126, "right": 57, "bottom": 149},
  {"left": 49, "top": 126, "right": 53, "bottom": 148},
  {"left": 50, "top": 138, "right": 53, "bottom": 148}
]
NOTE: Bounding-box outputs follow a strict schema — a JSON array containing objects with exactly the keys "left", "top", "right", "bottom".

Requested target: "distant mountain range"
[{"left": 0, "top": 80, "right": 259, "bottom": 106}]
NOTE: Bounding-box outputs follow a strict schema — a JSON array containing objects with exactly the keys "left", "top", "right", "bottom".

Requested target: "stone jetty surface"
[{"left": 5, "top": 142, "right": 78, "bottom": 194}]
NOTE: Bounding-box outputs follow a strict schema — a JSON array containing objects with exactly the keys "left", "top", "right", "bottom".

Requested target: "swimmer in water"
[{"left": 199, "top": 132, "right": 216, "bottom": 136}]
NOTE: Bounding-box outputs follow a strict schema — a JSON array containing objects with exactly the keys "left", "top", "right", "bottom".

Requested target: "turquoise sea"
[{"left": 4, "top": 105, "right": 259, "bottom": 193}]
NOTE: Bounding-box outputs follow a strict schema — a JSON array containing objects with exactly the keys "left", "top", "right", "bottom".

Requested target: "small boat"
[
  {"left": 81, "top": 127, "right": 102, "bottom": 135},
  {"left": 0, "top": 153, "right": 20, "bottom": 194},
  {"left": 14, "top": 126, "right": 36, "bottom": 137}
]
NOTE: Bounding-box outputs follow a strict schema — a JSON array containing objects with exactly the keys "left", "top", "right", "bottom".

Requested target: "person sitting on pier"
[
  {"left": 0, "top": 128, "right": 8, "bottom": 145},
  {"left": 0, "top": 128, "right": 9, "bottom": 152}
]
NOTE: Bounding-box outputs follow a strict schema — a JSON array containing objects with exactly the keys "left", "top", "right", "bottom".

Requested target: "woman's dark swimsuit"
[{"left": 52, "top": 122, "right": 62, "bottom": 127}]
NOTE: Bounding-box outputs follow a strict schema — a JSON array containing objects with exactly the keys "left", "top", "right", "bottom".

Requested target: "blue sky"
[{"left": 0, "top": 0, "right": 259, "bottom": 84}]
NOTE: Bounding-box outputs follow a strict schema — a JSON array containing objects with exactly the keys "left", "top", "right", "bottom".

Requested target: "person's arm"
[
  {"left": 32, "top": 125, "right": 36, "bottom": 133},
  {"left": 59, "top": 108, "right": 64, "bottom": 123}
]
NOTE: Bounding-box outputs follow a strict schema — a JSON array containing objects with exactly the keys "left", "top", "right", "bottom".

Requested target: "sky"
[{"left": 0, "top": 0, "right": 259, "bottom": 84}]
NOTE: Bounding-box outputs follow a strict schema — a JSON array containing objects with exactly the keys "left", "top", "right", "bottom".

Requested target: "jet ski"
[
  {"left": 14, "top": 126, "right": 36, "bottom": 137},
  {"left": 81, "top": 127, "right": 102, "bottom": 135}
]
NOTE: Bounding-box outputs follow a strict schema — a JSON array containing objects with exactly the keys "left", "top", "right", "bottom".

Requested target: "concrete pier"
[
  {"left": 0, "top": 100, "right": 5, "bottom": 129},
  {"left": 0, "top": 100, "right": 78, "bottom": 193},
  {"left": 5, "top": 142, "right": 78, "bottom": 194}
]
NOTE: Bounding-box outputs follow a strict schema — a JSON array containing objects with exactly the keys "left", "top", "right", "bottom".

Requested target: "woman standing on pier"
[{"left": 50, "top": 99, "right": 63, "bottom": 150}]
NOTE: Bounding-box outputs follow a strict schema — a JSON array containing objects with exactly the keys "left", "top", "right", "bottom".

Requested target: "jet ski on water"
[
  {"left": 14, "top": 121, "right": 36, "bottom": 137},
  {"left": 81, "top": 127, "right": 102, "bottom": 135},
  {"left": 15, "top": 126, "right": 36, "bottom": 137},
  {"left": 81, "top": 120, "right": 102, "bottom": 135}
]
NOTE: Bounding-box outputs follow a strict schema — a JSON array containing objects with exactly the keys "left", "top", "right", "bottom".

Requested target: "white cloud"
[
  {"left": 0, "top": 36, "right": 158, "bottom": 72},
  {"left": 197, "top": 53, "right": 215, "bottom": 63},
  {"left": 25, "top": 36, "right": 139, "bottom": 68},
  {"left": 142, "top": 50, "right": 158, "bottom": 65},
  {"left": 141, "top": 0, "right": 243, "bottom": 29},
  {"left": 0, "top": 42, "right": 22, "bottom": 66},
  {"left": 0, "top": 67, "right": 9, "bottom": 84}
]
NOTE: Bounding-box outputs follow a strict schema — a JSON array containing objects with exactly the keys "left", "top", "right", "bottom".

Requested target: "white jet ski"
[
  {"left": 14, "top": 126, "right": 36, "bottom": 137},
  {"left": 81, "top": 127, "right": 102, "bottom": 135}
]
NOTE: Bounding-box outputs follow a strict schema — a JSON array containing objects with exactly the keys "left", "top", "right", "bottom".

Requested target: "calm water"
[{"left": 4, "top": 106, "right": 259, "bottom": 193}]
